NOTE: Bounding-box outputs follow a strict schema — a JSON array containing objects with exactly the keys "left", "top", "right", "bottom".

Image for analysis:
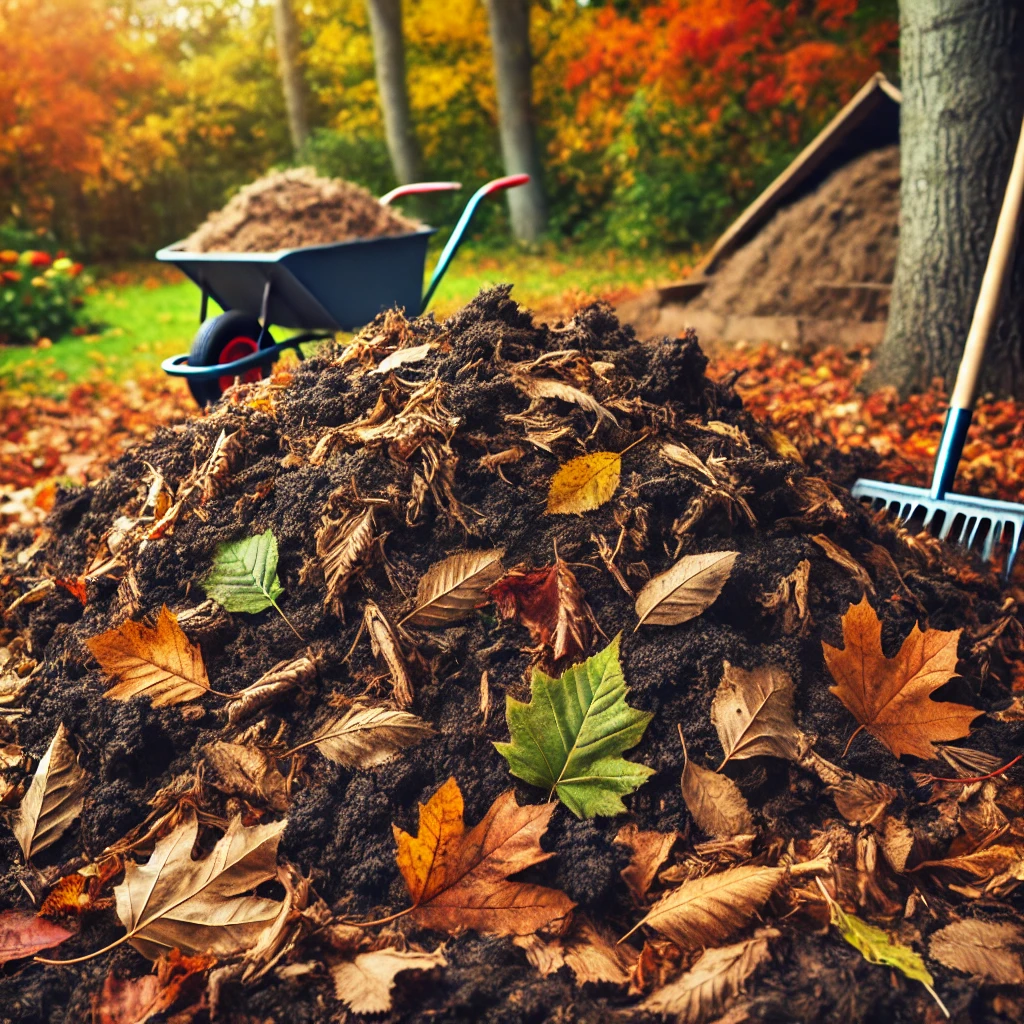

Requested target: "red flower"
[
  {"left": 28, "top": 251, "right": 52, "bottom": 267},
  {"left": 0, "top": 250, "right": 17, "bottom": 264},
  {"left": 1, "top": 270, "right": 22, "bottom": 282},
  {"left": 70, "top": 262, "right": 84, "bottom": 277}
]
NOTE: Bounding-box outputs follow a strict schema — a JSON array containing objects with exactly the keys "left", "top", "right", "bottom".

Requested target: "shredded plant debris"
[{"left": 2, "top": 288, "right": 1024, "bottom": 1023}]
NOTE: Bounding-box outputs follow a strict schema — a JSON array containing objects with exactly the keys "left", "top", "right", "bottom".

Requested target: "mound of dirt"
[
  {"left": 692, "top": 146, "right": 900, "bottom": 322},
  {"left": 180, "top": 168, "right": 420, "bottom": 253},
  {"left": 2, "top": 290, "right": 1024, "bottom": 1024}
]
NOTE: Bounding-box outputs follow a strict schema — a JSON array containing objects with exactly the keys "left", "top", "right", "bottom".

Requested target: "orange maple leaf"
[
  {"left": 823, "top": 596, "right": 981, "bottom": 759},
  {"left": 392, "top": 777, "right": 574, "bottom": 936}
]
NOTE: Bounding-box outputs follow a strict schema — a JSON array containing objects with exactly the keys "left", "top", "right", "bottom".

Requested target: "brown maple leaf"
[
  {"left": 392, "top": 777, "right": 574, "bottom": 936},
  {"left": 823, "top": 596, "right": 981, "bottom": 760},
  {"left": 487, "top": 552, "right": 597, "bottom": 662}
]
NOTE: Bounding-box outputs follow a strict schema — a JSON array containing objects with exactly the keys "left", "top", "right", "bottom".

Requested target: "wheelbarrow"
[{"left": 158, "top": 174, "right": 528, "bottom": 406}]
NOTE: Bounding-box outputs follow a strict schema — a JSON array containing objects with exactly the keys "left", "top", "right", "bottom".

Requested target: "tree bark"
[
  {"left": 273, "top": 0, "right": 310, "bottom": 155},
  {"left": 484, "top": 0, "right": 547, "bottom": 242},
  {"left": 870, "top": 0, "right": 1024, "bottom": 398},
  {"left": 366, "top": 0, "right": 422, "bottom": 185}
]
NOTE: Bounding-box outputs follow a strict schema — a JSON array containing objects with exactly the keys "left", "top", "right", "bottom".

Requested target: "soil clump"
[
  {"left": 180, "top": 168, "right": 420, "bottom": 253},
  {"left": 2, "top": 288, "right": 1024, "bottom": 1023}
]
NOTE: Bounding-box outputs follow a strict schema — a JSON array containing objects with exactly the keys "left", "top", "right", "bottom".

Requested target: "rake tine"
[
  {"left": 965, "top": 516, "right": 982, "bottom": 552},
  {"left": 922, "top": 505, "right": 939, "bottom": 528},
  {"left": 938, "top": 514, "right": 956, "bottom": 542},
  {"left": 1007, "top": 524, "right": 1022, "bottom": 579},
  {"left": 982, "top": 519, "right": 1002, "bottom": 563}
]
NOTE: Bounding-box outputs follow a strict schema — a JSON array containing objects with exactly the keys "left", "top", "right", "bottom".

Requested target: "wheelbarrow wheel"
[{"left": 186, "top": 311, "right": 275, "bottom": 407}]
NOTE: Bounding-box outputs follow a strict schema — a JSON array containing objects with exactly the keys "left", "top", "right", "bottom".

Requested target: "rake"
[{"left": 851, "top": 113, "right": 1024, "bottom": 579}]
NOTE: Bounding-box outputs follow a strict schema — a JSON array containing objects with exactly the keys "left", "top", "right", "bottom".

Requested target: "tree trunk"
[
  {"left": 366, "top": 0, "right": 422, "bottom": 185},
  {"left": 870, "top": 0, "right": 1024, "bottom": 398},
  {"left": 273, "top": 0, "right": 309, "bottom": 155},
  {"left": 484, "top": 0, "right": 547, "bottom": 242}
]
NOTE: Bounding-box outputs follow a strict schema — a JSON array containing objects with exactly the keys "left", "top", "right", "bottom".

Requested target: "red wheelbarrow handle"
[{"left": 379, "top": 181, "right": 462, "bottom": 206}]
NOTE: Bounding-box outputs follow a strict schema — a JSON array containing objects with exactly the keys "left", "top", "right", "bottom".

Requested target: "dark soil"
[
  {"left": 2, "top": 288, "right": 1023, "bottom": 1023},
  {"left": 691, "top": 146, "right": 900, "bottom": 322},
  {"left": 179, "top": 168, "right": 420, "bottom": 253}
]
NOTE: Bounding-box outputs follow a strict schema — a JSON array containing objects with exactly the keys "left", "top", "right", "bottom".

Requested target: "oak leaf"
[
  {"left": 634, "top": 550, "right": 737, "bottom": 627},
  {"left": 392, "top": 777, "right": 574, "bottom": 936},
  {"left": 400, "top": 549, "right": 504, "bottom": 627},
  {"left": 823, "top": 596, "right": 981, "bottom": 759},
  {"left": 627, "top": 864, "right": 785, "bottom": 949},
  {"left": 14, "top": 723, "right": 88, "bottom": 860},
  {"left": 0, "top": 910, "right": 73, "bottom": 964},
  {"left": 495, "top": 637, "right": 654, "bottom": 817},
  {"left": 711, "top": 662, "right": 805, "bottom": 765},
  {"left": 640, "top": 928, "right": 776, "bottom": 1023},
  {"left": 488, "top": 553, "right": 597, "bottom": 663},
  {"left": 546, "top": 451, "right": 620, "bottom": 515},
  {"left": 332, "top": 947, "right": 447, "bottom": 1014},
  {"left": 929, "top": 920, "right": 1024, "bottom": 985},
  {"left": 87, "top": 606, "right": 210, "bottom": 707},
  {"left": 311, "top": 702, "right": 434, "bottom": 768},
  {"left": 114, "top": 811, "right": 286, "bottom": 960}
]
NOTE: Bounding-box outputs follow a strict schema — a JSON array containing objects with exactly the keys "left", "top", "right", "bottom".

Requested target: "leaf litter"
[{"left": 2, "top": 287, "right": 1024, "bottom": 1021}]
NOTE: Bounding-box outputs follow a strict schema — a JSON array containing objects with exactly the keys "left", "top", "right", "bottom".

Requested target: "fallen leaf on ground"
[
  {"left": 202, "top": 741, "right": 289, "bottom": 812},
  {"left": 226, "top": 653, "right": 317, "bottom": 726},
  {"left": 332, "top": 947, "right": 447, "bottom": 1014},
  {"left": 400, "top": 549, "right": 504, "bottom": 627},
  {"left": 370, "top": 342, "right": 432, "bottom": 375},
  {"left": 634, "top": 550, "right": 737, "bottom": 628},
  {"left": 546, "top": 451, "right": 621, "bottom": 515},
  {"left": 311, "top": 702, "right": 434, "bottom": 768},
  {"left": 640, "top": 928, "right": 777, "bottom": 1023},
  {"left": 393, "top": 777, "right": 574, "bottom": 936},
  {"left": 515, "top": 917, "right": 637, "bottom": 986},
  {"left": 86, "top": 606, "right": 209, "bottom": 707},
  {"left": 680, "top": 737, "right": 753, "bottom": 839},
  {"left": 488, "top": 553, "right": 597, "bottom": 663},
  {"left": 495, "top": 636, "right": 654, "bottom": 817},
  {"left": 14, "top": 723, "right": 88, "bottom": 860},
  {"left": 363, "top": 601, "right": 414, "bottom": 707},
  {"left": 54, "top": 576, "right": 88, "bottom": 605},
  {"left": 0, "top": 910, "right": 73, "bottom": 964},
  {"left": 114, "top": 811, "right": 286, "bottom": 960},
  {"left": 827, "top": 775, "right": 898, "bottom": 827},
  {"left": 518, "top": 376, "right": 618, "bottom": 427},
  {"left": 204, "top": 529, "right": 294, "bottom": 630},
  {"left": 711, "top": 662, "right": 805, "bottom": 764},
  {"left": 823, "top": 596, "right": 981, "bottom": 759},
  {"left": 317, "top": 507, "right": 377, "bottom": 613},
  {"left": 929, "top": 919, "right": 1024, "bottom": 985},
  {"left": 810, "top": 535, "right": 874, "bottom": 594},
  {"left": 97, "top": 949, "right": 215, "bottom": 1024},
  {"left": 615, "top": 825, "right": 678, "bottom": 903},
  {"left": 627, "top": 864, "right": 785, "bottom": 949}
]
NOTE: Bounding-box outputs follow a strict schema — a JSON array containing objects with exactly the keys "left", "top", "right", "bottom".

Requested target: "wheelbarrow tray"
[{"left": 156, "top": 227, "right": 436, "bottom": 332}]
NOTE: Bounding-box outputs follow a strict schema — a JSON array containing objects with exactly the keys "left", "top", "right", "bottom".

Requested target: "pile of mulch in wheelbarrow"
[
  {"left": 180, "top": 168, "right": 420, "bottom": 253},
  {"left": 2, "top": 288, "right": 1024, "bottom": 1024}
]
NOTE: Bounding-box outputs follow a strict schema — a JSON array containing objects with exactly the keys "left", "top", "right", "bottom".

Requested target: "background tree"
[
  {"left": 484, "top": 0, "right": 547, "bottom": 242},
  {"left": 273, "top": 0, "right": 310, "bottom": 154},
  {"left": 870, "top": 0, "right": 1024, "bottom": 397},
  {"left": 365, "top": 0, "right": 422, "bottom": 184}
]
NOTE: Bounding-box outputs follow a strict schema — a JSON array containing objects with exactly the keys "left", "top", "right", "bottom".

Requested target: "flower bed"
[{"left": 0, "top": 249, "right": 87, "bottom": 345}]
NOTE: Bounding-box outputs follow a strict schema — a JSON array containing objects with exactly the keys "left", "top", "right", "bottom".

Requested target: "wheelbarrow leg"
[
  {"left": 199, "top": 285, "right": 209, "bottom": 325},
  {"left": 257, "top": 279, "right": 273, "bottom": 347}
]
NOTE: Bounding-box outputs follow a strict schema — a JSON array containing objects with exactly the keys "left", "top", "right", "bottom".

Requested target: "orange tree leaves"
[
  {"left": 823, "top": 596, "right": 981, "bottom": 760},
  {"left": 393, "top": 777, "right": 574, "bottom": 936}
]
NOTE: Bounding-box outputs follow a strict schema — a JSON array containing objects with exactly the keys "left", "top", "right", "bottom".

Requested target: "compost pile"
[
  {"left": 3, "top": 288, "right": 1024, "bottom": 1024},
  {"left": 690, "top": 146, "right": 900, "bottom": 323},
  {"left": 180, "top": 168, "right": 420, "bottom": 253}
]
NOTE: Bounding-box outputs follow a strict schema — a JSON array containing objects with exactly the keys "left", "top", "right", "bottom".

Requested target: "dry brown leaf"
[
  {"left": 86, "top": 606, "right": 210, "bottom": 707},
  {"left": 393, "top": 777, "right": 574, "bottom": 936},
  {"left": 711, "top": 662, "right": 805, "bottom": 765},
  {"left": 401, "top": 549, "right": 504, "bottom": 627},
  {"left": 518, "top": 377, "right": 618, "bottom": 427},
  {"left": 332, "top": 946, "right": 447, "bottom": 1013},
  {"left": 488, "top": 554, "right": 597, "bottom": 663},
  {"left": 317, "top": 507, "right": 377, "bottom": 613},
  {"left": 828, "top": 775, "right": 898, "bottom": 827},
  {"left": 14, "top": 723, "right": 88, "bottom": 860},
  {"left": 681, "top": 748, "right": 754, "bottom": 839},
  {"left": 515, "top": 917, "right": 637, "bottom": 986},
  {"left": 661, "top": 442, "right": 716, "bottom": 483},
  {"left": 823, "top": 596, "right": 981, "bottom": 759},
  {"left": 929, "top": 920, "right": 1024, "bottom": 984},
  {"left": 0, "top": 910, "right": 73, "bottom": 964},
  {"left": 202, "top": 741, "right": 289, "bottom": 812},
  {"left": 370, "top": 342, "right": 432, "bottom": 375},
  {"left": 641, "top": 928, "right": 776, "bottom": 1023},
  {"left": 615, "top": 825, "right": 678, "bottom": 903},
  {"left": 628, "top": 864, "right": 785, "bottom": 949},
  {"left": 114, "top": 811, "right": 286, "bottom": 960},
  {"left": 634, "top": 550, "right": 737, "bottom": 628},
  {"left": 97, "top": 949, "right": 215, "bottom": 1024},
  {"left": 363, "top": 601, "right": 414, "bottom": 708},
  {"left": 914, "top": 844, "right": 1021, "bottom": 883},
  {"left": 810, "top": 535, "right": 874, "bottom": 594},
  {"left": 226, "top": 654, "right": 317, "bottom": 727},
  {"left": 758, "top": 559, "right": 810, "bottom": 634},
  {"left": 312, "top": 702, "right": 434, "bottom": 768}
]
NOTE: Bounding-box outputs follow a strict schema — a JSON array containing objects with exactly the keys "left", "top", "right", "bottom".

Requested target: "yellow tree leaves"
[
  {"left": 546, "top": 451, "right": 621, "bottom": 515},
  {"left": 392, "top": 778, "right": 574, "bottom": 936},
  {"left": 86, "top": 606, "right": 210, "bottom": 707},
  {"left": 823, "top": 597, "right": 981, "bottom": 759}
]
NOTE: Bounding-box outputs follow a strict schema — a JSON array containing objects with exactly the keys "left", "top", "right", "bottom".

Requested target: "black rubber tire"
[{"left": 186, "top": 311, "right": 275, "bottom": 407}]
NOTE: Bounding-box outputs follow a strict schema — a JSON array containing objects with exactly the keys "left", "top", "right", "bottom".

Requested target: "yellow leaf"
[
  {"left": 546, "top": 451, "right": 620, "bottom": 515},
  {"left": 86, "top": 605, "right": 210, "bottom": 707}
]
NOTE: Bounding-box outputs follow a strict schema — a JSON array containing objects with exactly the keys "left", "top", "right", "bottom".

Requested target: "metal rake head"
[{"left": 850, "top": 478, "right": 1024, "bottom": 579}]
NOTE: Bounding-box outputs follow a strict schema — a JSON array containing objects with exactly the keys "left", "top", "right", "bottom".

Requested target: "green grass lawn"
[{"left": 0, "top": 245, "right": 685, "bottom": 396}]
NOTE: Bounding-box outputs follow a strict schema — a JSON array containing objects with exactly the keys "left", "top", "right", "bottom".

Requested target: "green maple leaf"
[
  {"left": 204, "top": 529, "right": 302, "bottom": 640},
  {"left": 494, "top": 636, "right": 654, "bottom": 818}
]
